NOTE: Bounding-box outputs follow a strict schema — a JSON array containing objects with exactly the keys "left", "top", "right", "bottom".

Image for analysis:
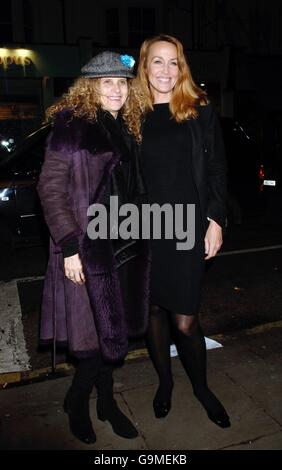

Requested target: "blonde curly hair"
[{"left": 45, "top": 77, "right": 144, "bottom": 143}]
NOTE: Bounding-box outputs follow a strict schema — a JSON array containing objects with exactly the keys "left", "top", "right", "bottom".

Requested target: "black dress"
[{"left": 141, "top": 103, "right": 205, "bottom": 314}]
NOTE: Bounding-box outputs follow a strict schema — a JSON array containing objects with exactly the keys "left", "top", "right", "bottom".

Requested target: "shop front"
[{"left": 0, "top": 44, "right": 82, "bottom": 156}]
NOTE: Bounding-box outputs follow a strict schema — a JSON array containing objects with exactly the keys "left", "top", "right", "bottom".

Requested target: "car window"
[
  {"left": 12, "top": 145, "right": 44, "bottom": 174},
  {"left": 0, "top": 125, "right": 50, "bottom": 174}
]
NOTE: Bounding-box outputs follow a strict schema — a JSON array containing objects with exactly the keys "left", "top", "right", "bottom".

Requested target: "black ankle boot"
[
  {"left": 153, "top": 381, "right": 173, "bottom": 418},
  {"left": 97, "top": 396, "right": 138, "bottom": 439},
  {"left": 63, "top": 386, "right": 96, "bottom": 444},
  {"left": 95, "top": 365, "right": 138, "bottom": 439}
]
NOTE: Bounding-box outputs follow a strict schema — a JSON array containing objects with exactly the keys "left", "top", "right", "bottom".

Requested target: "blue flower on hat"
[{"left": 120, "top": 54, "right": 135, "bottom": 69}]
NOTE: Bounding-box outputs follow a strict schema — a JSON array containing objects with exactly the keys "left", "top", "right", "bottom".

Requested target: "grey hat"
[{"left": 81, "top": 51, "right": 135, "bottom": 78}]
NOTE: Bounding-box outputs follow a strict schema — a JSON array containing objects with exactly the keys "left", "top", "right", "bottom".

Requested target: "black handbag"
[{"left": 112, "top": 238, "right": 140, "bottom": 268}]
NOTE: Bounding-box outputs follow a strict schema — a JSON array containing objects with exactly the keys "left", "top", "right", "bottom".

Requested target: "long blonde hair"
[
  {"left": 137, "top": 34, "right": 208, "bottom": 121},
  {"left": 45, "top": 77, "right": 143, "bottom": 143}
]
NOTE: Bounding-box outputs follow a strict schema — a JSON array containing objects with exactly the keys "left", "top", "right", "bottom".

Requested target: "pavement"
[{"left": 0, "top": 321, "right": 281, "bottom": 451}]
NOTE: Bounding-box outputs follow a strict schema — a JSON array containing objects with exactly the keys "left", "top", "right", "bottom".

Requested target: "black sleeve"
[
  {"left": 61, "top": 237, "right": 79, "bottom": 258},
  {"left": 206, "top": 107, "right": 228, "bottom": 228}
]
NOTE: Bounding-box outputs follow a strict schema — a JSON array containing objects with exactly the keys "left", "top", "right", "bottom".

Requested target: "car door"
[
  {"left": 0, "top": 172, "right": 18, "bottom": 245},
  {"left": 0, "top": 124, "right": 50, "bottom": 247}
]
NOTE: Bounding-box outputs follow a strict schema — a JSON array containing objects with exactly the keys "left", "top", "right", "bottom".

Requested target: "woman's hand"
[
  {"left": 64, "top": 254, "right": 85, "bottom": 285},
  {"left": 204, "top": 219, "right": 223, "bottom": 260}
]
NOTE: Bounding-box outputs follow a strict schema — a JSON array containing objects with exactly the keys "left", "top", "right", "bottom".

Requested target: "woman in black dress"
[{"left": 137, "top": 35, "right": 230, "bottom": 428}]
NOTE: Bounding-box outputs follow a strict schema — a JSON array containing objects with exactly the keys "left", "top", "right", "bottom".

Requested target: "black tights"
[
  {"left": 146, "top": 304, "right": 227, "bottom": 416},
  {"left": 146, "top": 305, "right": 173, "bottom": 401}
]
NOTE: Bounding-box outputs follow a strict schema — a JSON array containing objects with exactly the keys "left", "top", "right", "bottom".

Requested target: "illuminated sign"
[{"left": 0, "top": 49, "right": 33, "bottom": 69}]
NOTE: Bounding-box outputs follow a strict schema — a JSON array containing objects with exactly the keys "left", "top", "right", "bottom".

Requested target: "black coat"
[{"left": 188, "top": 103, "right": 227, "bottom": 230}]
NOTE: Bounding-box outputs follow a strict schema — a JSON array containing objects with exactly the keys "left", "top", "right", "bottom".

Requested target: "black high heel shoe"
[
  {"left": 194, "top": 388, "right": 231, "bottom": 429},
  {"left": 153, "top": 383, "right": 173, "bottom": 418},
  {"left": 153, "top": 398, "right": 171, "bottom": 418},
  {"left": 207, "top": 410, "right": 231, "bottom": 428}
]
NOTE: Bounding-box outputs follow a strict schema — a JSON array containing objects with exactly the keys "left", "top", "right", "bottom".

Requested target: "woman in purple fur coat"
[{"left": 37, "top": 51, "right": 150, "bottom": 444}]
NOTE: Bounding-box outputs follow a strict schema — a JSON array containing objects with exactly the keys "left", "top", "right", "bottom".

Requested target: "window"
[
  {"left": 128, "top": 7, "right": 156, "bottom": 48},
  {"left": 23, "top": 0, "right": 33, "bottom": 43},
  {"left": 106, "top": 8, "right": 120, "bottom": 47},
  {"left": 0, "top": 0, "right": 13, "bottom": 43}
]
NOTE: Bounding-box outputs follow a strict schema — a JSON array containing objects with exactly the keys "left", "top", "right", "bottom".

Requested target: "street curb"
[{"left": 1, "top": 320, "right": 282, "bottom": 389}]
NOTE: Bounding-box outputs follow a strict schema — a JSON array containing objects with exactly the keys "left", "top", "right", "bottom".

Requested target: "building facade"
[{"left": 1, "top": 0, "right": 281, "bottom": 148}]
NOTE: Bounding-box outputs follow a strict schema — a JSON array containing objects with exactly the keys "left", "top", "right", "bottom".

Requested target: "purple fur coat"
[{"left": 37, "top": 110, "right": 150, "bottom": 362}]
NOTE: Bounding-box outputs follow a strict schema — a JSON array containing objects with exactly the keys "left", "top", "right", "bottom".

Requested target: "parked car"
[
  {"left": 0, "top": 124, "right": 50, "bottom": 252},
  {"left": 220, "top": 117, "right": 262, "bottom": 223},
  {"left": 259, "top": 158, "right": 282, "bottom": 220}
]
